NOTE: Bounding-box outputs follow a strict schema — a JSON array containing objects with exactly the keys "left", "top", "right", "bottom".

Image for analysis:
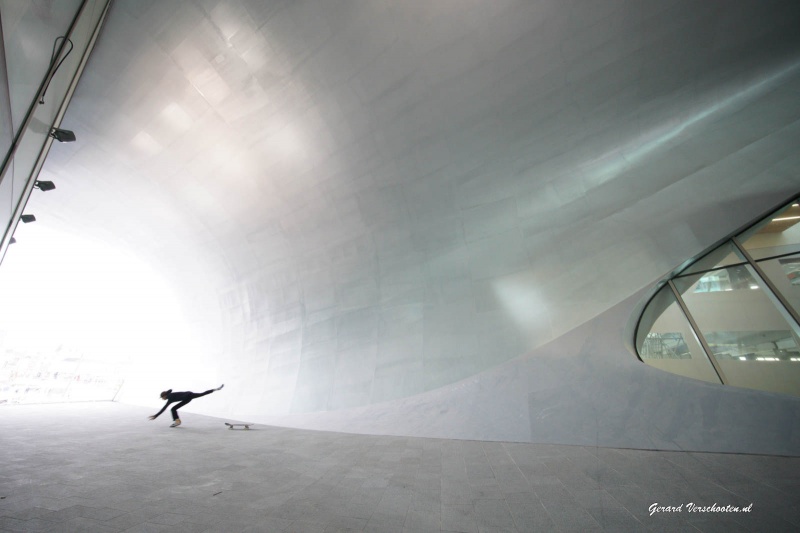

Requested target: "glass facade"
[
  {"left": 0, "top": 0, "right": 118, "bottom": 405},
  {"left": 0, "top": 0, "right": 113, "bottom": 263},
  {"left": 636, "top": 197, "right": 800, "bottom": 397}
]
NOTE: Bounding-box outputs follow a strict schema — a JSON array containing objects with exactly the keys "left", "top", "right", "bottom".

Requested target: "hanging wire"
[{"left": 39, "top": 36, "right": 74, "bottom": 105}]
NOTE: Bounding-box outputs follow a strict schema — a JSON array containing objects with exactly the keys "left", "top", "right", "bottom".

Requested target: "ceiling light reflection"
[
  {"left": 131, "top": 131, "right": 162, "bottom": 156},
  {"left": 492, "top": 273, "right": 552, "bottom": 343},
  {"left": 585, "top": 59, "right": 800, "bottom": 188},
  {"left": 160, "top": 102, "right": 193, "bottom": 132}
]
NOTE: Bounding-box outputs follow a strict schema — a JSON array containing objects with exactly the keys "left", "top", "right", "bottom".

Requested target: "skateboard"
[{"left": 225, "top": 422, "right": 254, "bottom": 430}]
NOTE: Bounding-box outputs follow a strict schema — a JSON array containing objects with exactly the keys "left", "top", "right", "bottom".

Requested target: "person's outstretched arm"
[{"left": 149, "top": 400, "right": 172, "bottom": 420}]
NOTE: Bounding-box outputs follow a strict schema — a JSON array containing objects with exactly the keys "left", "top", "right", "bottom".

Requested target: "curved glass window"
[
  {"left": 636, "top": 197, "right": 800, "bottom": 397},
  {"left": 636, "top": 285, "right": 721, "bottom": 384}
]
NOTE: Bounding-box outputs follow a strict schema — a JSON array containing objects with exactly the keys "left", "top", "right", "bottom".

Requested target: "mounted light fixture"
[
  {"left": 49, "top": 127, "right": 76, "bottom": 143},
  {"left": 21, "top": 214, "right": 36, "bottom": 223},
  {"left": 34, "top": 180, "right": 56, "bottom": 191}
]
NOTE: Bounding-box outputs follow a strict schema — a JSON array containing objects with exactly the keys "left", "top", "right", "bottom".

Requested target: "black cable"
[{"left": 39, "top": 36, "right": 74, "bottom": 105}]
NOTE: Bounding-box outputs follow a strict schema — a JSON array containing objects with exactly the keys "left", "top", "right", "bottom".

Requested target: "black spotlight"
[
  {"left": 34, "top": 180, "right": 56, "bottom": 191},
  {"left": 21, "top": 214, "right": 36, "bottom": 223},
  {"left": 49, "top": 127, "right": 76, "bottom": 143}
]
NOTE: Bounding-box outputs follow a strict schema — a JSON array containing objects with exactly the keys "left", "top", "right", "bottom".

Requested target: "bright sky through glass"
[{"left": 0, "top": 223, "right": 196, "bottom": 402}]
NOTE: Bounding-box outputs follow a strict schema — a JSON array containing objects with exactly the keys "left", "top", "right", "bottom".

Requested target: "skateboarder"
[{"left": 148, "top": 384, "right": 224, "bottom": 427}]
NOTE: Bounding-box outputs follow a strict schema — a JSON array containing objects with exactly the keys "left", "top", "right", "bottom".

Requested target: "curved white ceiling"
[{"left": 12, "top": 0, "right": 800, "bottom": 415}]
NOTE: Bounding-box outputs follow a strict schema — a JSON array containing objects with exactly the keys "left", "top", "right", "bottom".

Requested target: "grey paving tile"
[
  {"left": 762, "top": 478, "right": 800, "bottom": 494},
  {"left": 688, "top": 515, "right": 758, "bottom": 533},
  {"left": 566, "top": 488, "right": 625, "bottom": 510},
  {"left": 518, "top": 470, "right": 563, "bottom": 487},
  {"left": 472, "top": 498, "right": 515, "bottom": 530},
  {"left": 103, "top": 509, "right": 169, "bottom": 530},
  {"left": 585, "top": 507, "right": 646, "bottom": 531},
  {"left": 121, "top": 524, "right": 174, "bottom": 533},
  {"left": 0, "top": 516, "right": 47, "bottom": 532},
  {"left": 532, "top": 484, "right": 575, "bottom": 505},
  {"left": 557, "top": 472, "right": 602, "bottom": 492},
  {"left": 365, "top": 510, "right": 407, "bottom": 531},
  {"left": 0, "top": 496, "right": 66, "bottom": 516},
  {"left": 0, "top": 507, "right": 54, "bottom": 521},
  {"left": 441, "top": 503, "right": 477, "bottom": 533},
  {"left": 334, "top": 499, "right": 375, "bottom": 520},
  {"left": 584, "top": 466, "right": 638, "bottom": 487},
  {"left": 647, "top": 522, "right": 698, "bottom": 533},
  {"left": 771, "top": 503, "right": 800, "bottom": 527},
  {"left": 59, "top": 516, "right": 120, "bottom": 532},
  {"left": 721, "top": 481, "right": 794, "bottom": 508},
  {"left": 148, "top": 512, "right": 190, "bottom": 526},
  {"left": 441, "top": 481, "right": 474, "bottom": 506},
  {"left": 364, "top": 523, "right": 404, "bottom": 533},
  {"left": 469, "top": 484, "right": 504, "bottom": 500},
  {"left": 3, "top": 404, "right": 800, "bottom": 533},
  {"left": 482, "top": 443, "right": 515, "bottom": 466},
  {"left": 505, "top": 498, "right": 556, "bottom": 532},
  {"left": 282, "top": 520, "right": 327, "bottom": 533},
  {"left": 403, "top": 507, "right": 440, "bottom": 531},
  {"left": 165, "top": 522, "right": 214, "bottom": 533},
  {"left": 541, "top": 504, "right": 603, "bottom": 532},
  {"left": 321, "top": 514, "right": 368, "bottom": 531},
  {"left": 728, "top": 511, "right": 798, "bottom": 532},
  {"left": 40, "top": 504, "right": 127, "bottom": 522},
  {"left": 466, "top": 463, "right": 494, "bottom": 483}
]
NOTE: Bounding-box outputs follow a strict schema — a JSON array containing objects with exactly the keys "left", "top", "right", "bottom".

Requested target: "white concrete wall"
[
  {"left": 251, "top": 289, "right": 800, "bottom": 456},
  {"left": 4, "top": 0, "right": 800, "bottom": 452}
]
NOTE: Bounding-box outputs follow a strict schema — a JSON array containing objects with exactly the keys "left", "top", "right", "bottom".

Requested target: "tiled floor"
[{"left": 0, "top": 403, "right": 798, "bottom": 532}]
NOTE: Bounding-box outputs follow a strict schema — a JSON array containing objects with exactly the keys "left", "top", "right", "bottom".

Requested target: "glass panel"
[
  {"left": 681, "top": 264, "right": 757, "bottom": 293},
  {"left": 0, "top": 22, "right": 11, "bottom": 229},
  {"left": 739, "top": 200, "right": 800, "bottom": 260},
  {"left": 1, "top": 0, "right": 111, "bottom": 261},
  {"left": 1, "top": 0, "right": 84, "bottom": 130},
  {"left": 677, "top": 241, "right": 745, "bottom": 277},
  {"left": 636, "top": 285, "right": 721, "bottom": 384},
  {"left": 674, "top": 267, "right": 800, "bottom": 396},
  {"left": 756, "top": 253, "right": 800, "bottom": 318}
]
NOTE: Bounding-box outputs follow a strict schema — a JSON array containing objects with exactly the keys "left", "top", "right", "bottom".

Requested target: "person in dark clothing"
[{"left": 149, "top": 384, "right": 224, "bottom": 427}]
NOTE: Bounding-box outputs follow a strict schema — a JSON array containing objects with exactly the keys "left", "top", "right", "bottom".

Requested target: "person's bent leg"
[{"left": 171, "top": 399, "right": 191, "bottom": 425}]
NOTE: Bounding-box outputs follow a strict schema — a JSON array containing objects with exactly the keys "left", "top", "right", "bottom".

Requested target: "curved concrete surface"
[
  {"left": 252, "top": 289, "right": 800, "bottom": 456},
  {"left": 3, "top": 0, "right": 800, "bottom": 451}
]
